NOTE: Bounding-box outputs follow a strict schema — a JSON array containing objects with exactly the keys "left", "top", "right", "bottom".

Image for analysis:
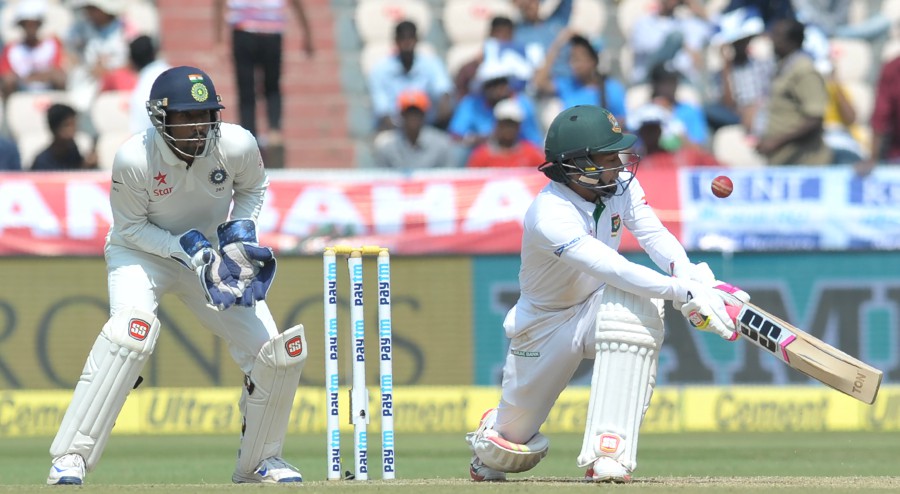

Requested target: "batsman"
[
  {"left": 466, "top": 105, "right": 747, "bottom": 483},
  {"left": 46, "top": 66, "right": 307, "bottom": 485}
]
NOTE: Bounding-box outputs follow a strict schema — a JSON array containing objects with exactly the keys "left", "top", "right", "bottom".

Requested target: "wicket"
[{"left": 323, "top": 246, "right": 395, "bottom": 481}]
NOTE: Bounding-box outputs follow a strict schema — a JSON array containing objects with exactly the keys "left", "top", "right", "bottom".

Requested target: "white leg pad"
[
  {"left": 236, "top": 325, "right": 308, "bottom": 474},
  {"left": 50, "top": 308, "right": 160, "bottom": 471},
  {"left": 467, "top": 408, "right": 549, "bottom": 473},
  {"left": 577, "top": 286, "right": 664, "bottom": 472}
]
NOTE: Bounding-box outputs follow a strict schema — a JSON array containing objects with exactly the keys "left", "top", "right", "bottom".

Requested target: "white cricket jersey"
[
  {"left": 517, "top": 178, "right": 692, "bottom": 314},
  {"left": 107, "top": 123, "right": 268, "bottom": 264}
]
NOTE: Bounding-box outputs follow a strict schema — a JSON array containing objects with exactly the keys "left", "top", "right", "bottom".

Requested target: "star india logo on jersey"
[
  {"left": 285, "top": 336, "right": 304, "bottom": 357},
  {"left": 128, "top": 319, "right": 151, "bottom": 341}
]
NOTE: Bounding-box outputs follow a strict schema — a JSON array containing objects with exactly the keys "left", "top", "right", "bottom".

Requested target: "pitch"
[{"left": 2, "top": 432, "right": 898, "bottom": 492}]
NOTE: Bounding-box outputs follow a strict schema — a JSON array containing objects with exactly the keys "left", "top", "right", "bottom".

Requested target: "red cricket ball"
[{"left": 711, "top": 175, "right": 734, "bottom": 198}]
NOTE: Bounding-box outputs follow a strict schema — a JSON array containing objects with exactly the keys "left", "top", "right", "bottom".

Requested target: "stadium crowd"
[{"left": 1, "top": 0, "right": 899, "bottom": 173}]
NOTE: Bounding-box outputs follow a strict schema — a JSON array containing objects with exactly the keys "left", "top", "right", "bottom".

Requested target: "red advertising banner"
[{"left": 0, "top": 169, "right": 683, "bottom": 256}]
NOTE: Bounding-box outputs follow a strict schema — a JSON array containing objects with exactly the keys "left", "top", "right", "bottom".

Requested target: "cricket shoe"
[
  {"left": 46, "top": 453, "right": 85, "bottom": 485},
  {"left": 470, "top": 454, "right": 507, "bottom": 482},
  {"left": 584, "top": 457, "right": 632, "bottom": 483},
  {"left": 232, "top": 456, "right": 303, "bottom": 483}
]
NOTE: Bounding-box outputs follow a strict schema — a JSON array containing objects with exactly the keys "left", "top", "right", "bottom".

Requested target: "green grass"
[{"left": 2, "top": 432, "right": 899, "bottom": 492}]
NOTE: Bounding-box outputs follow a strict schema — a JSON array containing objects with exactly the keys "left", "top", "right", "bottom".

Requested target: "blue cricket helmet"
[
  {"left": 149, "top": 66, "right": 224, "bottom": 112},
  {"left": 147, "top": 66, "right": 224, "bottom": 159}
]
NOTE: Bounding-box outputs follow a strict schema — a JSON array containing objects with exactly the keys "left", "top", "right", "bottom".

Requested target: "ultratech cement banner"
[
  {"left": 0, "top": 167, "right": 681, "bottom": 256},
  {"left": 2, "top": 386, "right": 898, "bottom": 437}
]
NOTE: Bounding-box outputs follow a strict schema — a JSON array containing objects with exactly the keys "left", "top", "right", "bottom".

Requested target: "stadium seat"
[
  {"left": 16, "top": 133, "right": 51, "bottom": 170},
  {"left": 882, "top": 0, "right": 900, "bottom": 35},
  {"left": 123, "top": 0, "right": 160, "bottom": 38},
  {"left": 442, "top": 0, "right": 518, "bottom": 45},
  {"left": 0, "top": 1, "right": 73, "bottom": 45},
  {"left": 90, "top": 90, "right": 132, "bottom": 136},
  {"left": 882, "top": 38, "right": 900, "bottom": 62},
  {"left": 445, "top": 42, "right": 482, "bottom": 79},
  {"left": 712, "top": 124, "right": 766, "bottom": 168},
  {"left": 360, "top": 41, "right": 436, "bottom": 76},
  {"left": 96, "top": 130, "right": 132, "bottom": 170},
  {"left": 568, "top": 0, "right": 607, "bottom": 38},
  {"left": 355, "top": 0, "right": 432, "bottom": 44},
  {"left": 829, "top": 38, "right": 872, "bottom": 83},
  {"left": 616, "top": 0, "right": 659, "bottom": 39},
  {"left": 5, "top": 90, "right": 71, "bottom": 140},
  {"left": 539, "top": 96, "right": 564, "bottom": 131}
]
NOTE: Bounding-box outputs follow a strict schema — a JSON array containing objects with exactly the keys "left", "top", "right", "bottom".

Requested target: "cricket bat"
[{"left": 733, "top": 301, "right": 883, "bottom": 405}]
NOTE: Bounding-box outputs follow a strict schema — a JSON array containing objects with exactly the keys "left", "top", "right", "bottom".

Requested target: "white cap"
[
  {"left": 15, "top": 0, "right": 47, "bottom": 23},
  {"left": 493, "top": 98, "right": 524, "bottom": 123},
  {"left": 711, "top": 7, "right": 765, "bottom": 46},
  {"left": 72, "top": 0, "right": 124, "bottom": 16},
  {"left": 627, "top": 103, "right": 670, "bottom": 131},
  {"left": 475, "top": 60, "right": 514, "bottom": 87}
]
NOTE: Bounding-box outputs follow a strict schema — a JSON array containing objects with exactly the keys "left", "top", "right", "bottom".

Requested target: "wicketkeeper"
[
  {"left": 46, "top": 66, "right": 307, "bottom": 485},
  {"left": 466, "top": 105, "right": 747, "bottom": 482}
]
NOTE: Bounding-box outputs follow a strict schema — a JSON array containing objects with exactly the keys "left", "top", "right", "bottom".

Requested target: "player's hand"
[
  {"left": 217, "top": 220, "right": 277, "bottom": 308},
  {"left": 678, "top": 281, "right": 741, "bottom": 340},
  {"left": 177, "top": 229, "right": 243, "bottom": 310}
]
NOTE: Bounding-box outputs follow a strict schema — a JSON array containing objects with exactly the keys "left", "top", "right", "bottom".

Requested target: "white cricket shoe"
[
  {"left": 46, "top": 453, "right": 85, "bottom": 485},
  {"left": 585, "top": 457, "right": 632, "bottom": 483},
  {"left": 470, "top": 454, "right": 507, "bottom": 482},
  {"left": 232, "top": 456, "right": 303, "bottom": 483}
]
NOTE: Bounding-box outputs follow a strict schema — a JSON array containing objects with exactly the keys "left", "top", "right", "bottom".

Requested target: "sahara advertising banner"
[{"left": 0, "top": 168, "right": 677, "bottom": 257}]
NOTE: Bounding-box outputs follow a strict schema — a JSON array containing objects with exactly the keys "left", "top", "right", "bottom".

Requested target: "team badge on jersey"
[
  {"left": 610, "top": 213, "right": 621, "bottom": 236},
  {"left": 209, "top": 168, "right": 228, "bottom": 185}
]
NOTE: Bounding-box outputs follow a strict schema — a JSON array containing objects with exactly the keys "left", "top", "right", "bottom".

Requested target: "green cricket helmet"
[{"left": 539, "top": 105, "right": 640, "bottom": 195}]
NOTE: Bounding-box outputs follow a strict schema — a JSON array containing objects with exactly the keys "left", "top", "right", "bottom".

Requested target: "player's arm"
[
  {"left": 620, "top": 178, "right": 691, "bottom": 273},
  {"left": 230, "top": 128, "right": 269, "bottom": 222}
]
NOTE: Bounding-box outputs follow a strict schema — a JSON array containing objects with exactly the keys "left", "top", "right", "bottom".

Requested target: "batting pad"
[
  {"left": 578, "top": 286, "right": 664, "bottom": 472},
  {"left": 467, "top": 408, "right": 549, "bottom": 473},
  {"left": 50, "top": 308, "right": 160, "bottom": 471},
  {"left": 237, "top": 325, "right": 308, "bottom": 474}
]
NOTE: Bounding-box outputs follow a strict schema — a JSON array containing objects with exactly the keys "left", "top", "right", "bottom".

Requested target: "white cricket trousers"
[
  {"left": 106, "top": 245, "right": 279, "bottom": 373},
  {"left": 494, "top": 288, "right": 606, "bottom": 444}
]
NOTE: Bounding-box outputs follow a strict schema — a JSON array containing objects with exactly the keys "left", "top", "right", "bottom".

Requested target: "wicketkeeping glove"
[
  {"left": 216, "top": 219, "right": 277, "bottom": 308},
  {"left": 178, "top": 229, "right": 243, "bottom": 311}
]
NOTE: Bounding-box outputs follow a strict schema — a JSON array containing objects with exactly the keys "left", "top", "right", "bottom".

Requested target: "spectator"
[
  {"left": 722, "top": 0, "right": 795, "bottom": 30},
  {"left": 819, "top": 62, "right": 865, "bottom": 165},
  {"left": 454, "top": 16, "right": 532, "bottom": 99},
  {"left": 0, "top": 0, "right": 67, "bottom": 98},
  {"left": 65, "top": 0, "right": 131, "bottom": 113},
  {"left": 368, "top": 20, "right": 454, "bottom": 132},
  {"left": 533, "top": 29, "right": 627, "bottom": 122},
  {"left": 466, "top": 98, "right": 545, "bottom": 168},
  {"left": 645, "top": 64, "right": 709, "bottom": 147},
  {"left": 629, "top": 103, "right": 719, "bottom": 170},
  {"left": 373, "top": 89, "right": 456, "bottom": 169},
  {"left": 629, "top": 0, "right": 711, "bottom": 85},
  {"left": 31, "top": 103, "right": 98, "bottom": 171},
  {"left": 213, "top": 0, "right": 314, "bottom": 168},
  {"left": 858, "top": 55, "right": 900, "bottom": 175},
  {"left": 512, "top": 0, "right": 573, "bottom": 79},
  {"left": 448, "top": 61, "right": 543, "bottom": 155},
  {"left": 705, "top": 7, "right": 774, "bottom": 132},
  {"left": 793, "top": 0, "right": 889, "bottom": 42},
  {"left": 128, "top": 36, "right": 169, "bottom": 133},
  {"left": 754, "top": 19, "right": 830, "bottom": 165},
  {"left": 0, "top": 136, "right": 22, "bottom": 170}
]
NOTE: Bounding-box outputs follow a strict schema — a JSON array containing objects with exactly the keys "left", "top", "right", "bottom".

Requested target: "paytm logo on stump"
[{"left": 689, "top": 171, "right": 822, "bottom": 202}]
